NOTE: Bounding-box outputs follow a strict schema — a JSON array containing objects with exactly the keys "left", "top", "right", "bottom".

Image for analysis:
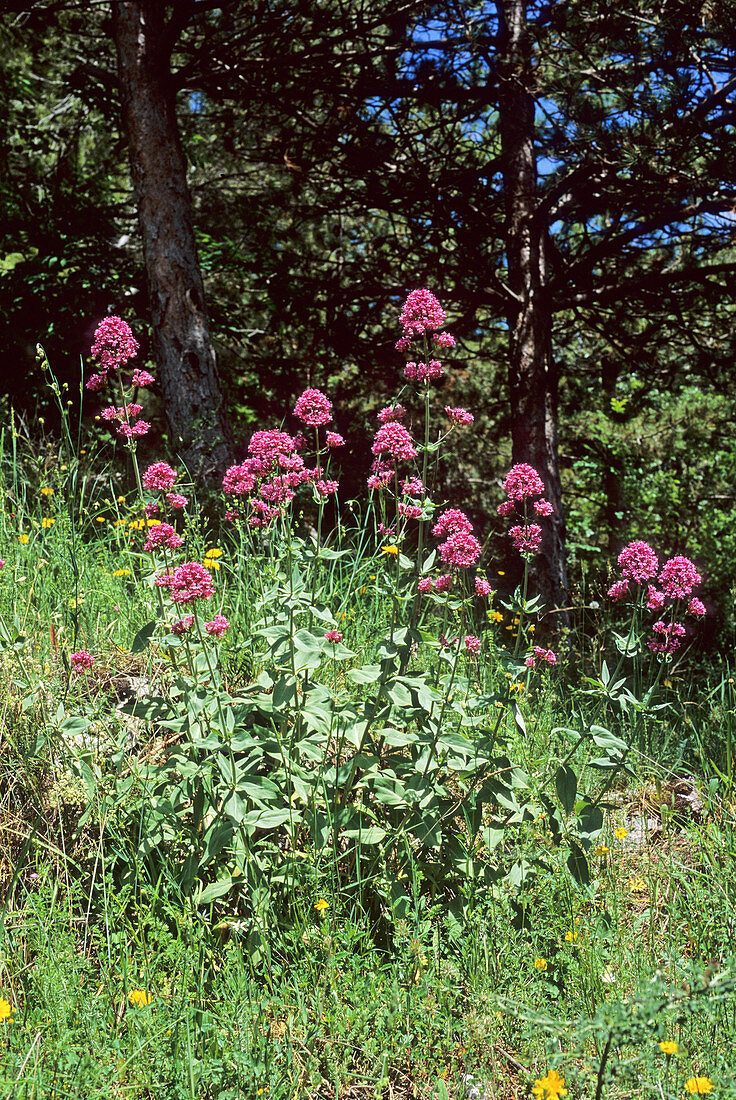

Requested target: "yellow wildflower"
[
  {"left": 117, "top": 496, "right": 126, "bottom": 504},
  {"left": 128, "top": 990, "right": 152, "bottom": 1008},
  {"left": 497, "top": 570, "right": 505, "bottom": 576},
  {"left": 659, "top": 1041, "right": 678, "bottom": 1055},
  {"left": 41, "top": 487, "right": 54, "bottom": 497},
  {"left": 95, "top": 516, "right": 106, "bottom": 523},
  {"left": 595, "top": 845, "right": 610, "bottom": 857},
  {"left": 19, "top": 534, "right": 29, "bottom": 545},
  {"left": 615, "top": 826, "right": 628, "bottom": 840},
  {"left": 564, "top": 929, "right": 578, "bottom": 942},
  {"left": 112, "top": 569, "right": 131, "bottom": 577},
  {"left": 490, "top": 610, "right": 503, "bottom": 623},
  {"left": 0, "top": 998, "right": 13, "bottom": 1021},
  {"left": 532, "top": 1069, "right": 567, "bottom": 1099},
  {"left": 41, "top": 517, "right": 55, "bottom": 528},
  {"left": 314, "top": 898, "right": 329, "bottom": 913},
  {"left": 128, "top": 519, "right": 145, "bottom": 531},
  {"left": 205, "top": 548, "right": 223, "bottom": 559},
  {"left": 203, "top": 560, "right": 221, "bottom": 571},
  {"left": 533, "top": 957, "right": 548, "bottom": 971},
  {"left": 381, "top": 545, "right": 399, "bottom": 555},
  {"left": 685, "top": 1078, "right": 713, "bottom": 1095},
  {"left": 628, "top": 876, "right": 647, "bottom": 894}
]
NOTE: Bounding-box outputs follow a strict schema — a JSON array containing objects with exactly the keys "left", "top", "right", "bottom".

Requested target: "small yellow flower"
[
  {"left": 532, "top": 1069, "right": 568, "bottom": 1099},
  {"left": 128, "top": 989, "right": 152, "bottom": 1008},
  {"left": 0, "top": 997, "right": 13, "bottom": 1021},
  {"left": 40, "top": 487, "right": 54, "bottom": 497},
  {"left": 685, "top": 1078, "right": 713, "bottom": 1095},
  {"left": 490, "top": 610, "right": 503, "bottom": 623},
  {"left": 205, "top": 548, "right": 223, "bottom": 559},
  {"left": 628, "top": 876, "right": 647, "bottom": 894},
  {"left": 117, "top": 496, "right": 126, "bottom": 504},
  {"left": 595, "top": 845, "right": 610, "bottom": 857},
  {"left": 19, "top": 533, "right": 29, "bottom": 545},
  {"left": 659, "top": 1040, "right": 678, "bottom": 1055},
  {"left": 41, "top": 517, "right": 55, "bottom": 528},
  {"left": 203, "top": 560, "right": 221, "bottom": 570},
  {"left": 113, "top": 519, "right": 125, "bottom": 526},
  {"left": 497, "top": 570, "right": 505, "bottom": 576},
  {"left": 128, "top": 519, "right": 145, "bottom": 531},
  {"left": 533, "top": 957, "right": 548, "bottom": 971},
  {"left": 112, "top": 569, "right": 131, "bottom": 577},
  {"left": 510, "top": 681, "right": 525, "bottom": 693},
  {"left": 615, "top": 826, "right": 628, "bottom": 840},
  {"left": 564, "top": 930, "right": 578, "bottom": 942},
  {"left": 381, "top": 545, "right": 399, "bottom": 555},
  {"left": 314, "top": 898, "right": 329, "bottom": 913},
  {"left": 95, "top": 516, "right": 106, "bottom": 523}
]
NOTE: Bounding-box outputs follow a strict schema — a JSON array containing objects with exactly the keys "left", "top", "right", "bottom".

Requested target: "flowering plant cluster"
[
  {"left": 608, "top": 540, "right": 705, "bottom": 655},
  {"left": 222, "top": 389, "right": 343, "bottom": 528},
  {"left": 87, "top": 316, "right": 153, "bottom": 441},
  {"left": 497, "top": 463, "right": 554, "bottom": 558}
]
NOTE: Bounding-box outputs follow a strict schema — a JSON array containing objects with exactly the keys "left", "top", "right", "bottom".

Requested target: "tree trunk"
[
  {"left": 496, "top": 0, "right": 568, "bottom": 615},
  {"left": 112, "top": 0, "right": 232, "bottom": 479}
]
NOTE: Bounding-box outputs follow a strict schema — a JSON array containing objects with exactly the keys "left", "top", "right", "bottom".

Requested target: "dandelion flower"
[
  {"left": 532, "top": 1069, "right": 568, "bottom": 1099},
  {"left": 128, "top": 989, "right": 152, "bottom": 1008},
  {"left": 684, "top": 1078, "right": 713, "bottom": 1095},
  {"left": 659, "top": 1041, "right": 678, "bottom": 1055},
  {"left": 615, "top": 826, "right": 628, "bottom": 840}
]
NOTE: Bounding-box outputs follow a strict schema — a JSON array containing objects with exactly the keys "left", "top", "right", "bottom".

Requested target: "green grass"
[{"left": 1, "top": 397, "right": 736, "bottom": 1100}]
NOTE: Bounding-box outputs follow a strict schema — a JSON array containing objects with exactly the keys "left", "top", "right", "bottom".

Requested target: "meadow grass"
[{"left": 0, "top": 319, "right": 735, "bottom": 1100}]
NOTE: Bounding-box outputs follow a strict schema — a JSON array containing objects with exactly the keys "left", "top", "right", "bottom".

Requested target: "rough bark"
[
  {"left": 496, "top": 0, "right": 568, "bottom": 615},
  {"left": 112, "top": 0, "right": 233, "bottom": 480}
]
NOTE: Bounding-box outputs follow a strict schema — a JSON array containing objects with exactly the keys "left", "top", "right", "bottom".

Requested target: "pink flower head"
[
  {"left": 294, "top": 388, "right": 332, "bottom": 426},
  {"left": 166, "top": 493, "right": 188, "bottom": 510},
  {"left": 205, "top": 615, "right": 230, "bottom": 638},
  {"left": 248, "top": 429, "right": 297, "bottom": 465},
  {"left": 100, "top": 406, "right": 118, "bottom": 421},
  {"left": 118, "top": 420, "right": 150, "bottom": 438},
  {"left": 378, "top": 404, "right": 406, "bottom": 423},
  {"left": 434, "top": 573, "right": 453, "bottom": 592},
  {"left": 171, "top": 615, "right": 194, "bottom": 636},
  {"left": 131, "top": 368, "right": 155, "bottom": 387},
  {"left": 0, "top": 560, "right": 4, "bottom": 570},
  {"left": 315, "top": 479, "right": 339, "bottom": 498},
  {"left": 86, "top": 372, "right": 107, "bottom": 392},
  {"left": 371, "top": 422, "right": 417, "bottom": 461},
  {"left": 144, "top": 523, "right": 184, "bottom": 552},
  {"left": 648, "top": 620, "right": 687, "bottom": 655},
  {"left": 434, "top": 332, "right": 456, "bottom": 348},
  {"left": 659, "top": 555, "right": 701, "bottom": 600},
  {"left": 497, "top": 499, "right": 515, "bottom": 517},
  {"left": 402, "top": 476, "right": 424, "bottom": 496},
  {"left": 439, "top": 531, "right": 482, "bottom": 569},
  {"left": 91, "top": 316, "right": 138, "bottom": 372},
  {"left": 534, "top": 499, "right": 554, "bottom": 517},
  {"left": 144, "top": 502, "right": 161, "bottom": 518},
  {"left": 399, "top": 289, "right": 447, "bottom": 335},
  {"left": 445, "top": 406, "right": 474, "bottom": 426},
  {"left": 156, "top": 561, "right": 214, "bottom": 604},
  {"left": 417, "top": 577, "right": 434, "bottom": 594},
  {"left": 475, "top": 578, "right": 493, "bottom": 597},
  {"left": 143, "top": 462, "right": 178, "bottom": 491},
  {"left": 395, "top": 335, "right": 413, "bottom": 352},
  {"left": 687, "top": 597, "right": 706, "bottom": 617},
  {"left": 502, "top": 464, "right": 545, "bottom": 503},
  {"left": 609, "top": 578, "right": 630, "bottom": 602},
  {"left": 398, "top": 502, "right": 422, "bottom": 519},
  {"left": 432, "top": 508, "right": 473, "bottom": 538},
  {"left": 223, "top": 462, "right": 258, "bottom": 496},
  {"left": 324, "top": 630, "right": 343, "bottom": 643},
  {"left": 70, "top": 650, "right": 94, "bottom": 673},
  {"left": 646, "top": 586, "right": 666, "bottom": 612},
  {"left": 464, "top": 635, "right": 481, "bottom": 655},
  {"left": 377, "top": 522, "right": 395, "bottom": 538},
  {"left": 326, "top": 432, "right": 344, "bottom": 449},
  {"left": 509, "top": 523, "right": 542, "bottom": 557},
  {"left": 617, "top": 541, "right": 659, "bottom": 584}
]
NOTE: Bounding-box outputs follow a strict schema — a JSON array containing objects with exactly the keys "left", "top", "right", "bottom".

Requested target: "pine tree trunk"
[
  {"left": 497, "top": 0, "right": 568, "bottom": 615},
  {"left": 112, "top": 0, "right": 232, "bottom": 480}
]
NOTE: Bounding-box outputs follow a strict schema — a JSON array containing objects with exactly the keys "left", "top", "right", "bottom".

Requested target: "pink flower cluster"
[
  {"left": 70, "top": 650, "right": 95, "bottom": 673},
  {"left": 445, "top": 406, "right": 474, "bottom": 426},
  {"left": 524, "top": 646, "right": 557, "bottom": 669},
  {"left": 156, "top": 562, "right": 214, "bottom": 604},
  {"left": 100, "top": 403, "right": 150, "bottom": 439},
  {"left": 378, "top": 404, "right": 406, "bottom": 423},
  {"left": 171, "top": 616, "right": 194, "bottom": 635},
  {"left": 90, "top": 316, "right": 138, "bottom": 373},
  {"left": 294, "top": 388, "right": 332, "bottom": 426},
  {"left": 144, "top": 462, "right": 177, "bottom": 491},
  {"left": 205, "top": 615, "right": 230, "bottom": 638},
  {"left": 607, "top": 540, "right": 705, "bottom": 656},
  {"left": 399, "top": 289, "right": 447, "bottom": 335},
  {"left": 144, "top": 523, "right": 184, "bottom": 553},
  {"left": 404, "top": 360, "right": 444, "bottom": 384},
  {"left": 324, "top": 630, "right": 343, "bottom": 643},
  {"left": 496, "top": 464, "right": 553, "bottom": 559},
  {"left": 432, "top": 508, "right": 482, "bottom": 570}
]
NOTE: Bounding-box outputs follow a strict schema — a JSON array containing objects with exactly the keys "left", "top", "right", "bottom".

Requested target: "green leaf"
[
  {"left": 131, "top": 620, "right": 157, "bottom": 653},
  {"left": 555, "top": 764, "right": 578, "bottom": 815},
  {"left": 567, "top": 841, "right": 590, "bottom": 886},
  {"left": 198, "top": 876, "right": 236, "bottom": 904},
  {"left": 348, "top": 664, "right": 382, "bottom": 684}
]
